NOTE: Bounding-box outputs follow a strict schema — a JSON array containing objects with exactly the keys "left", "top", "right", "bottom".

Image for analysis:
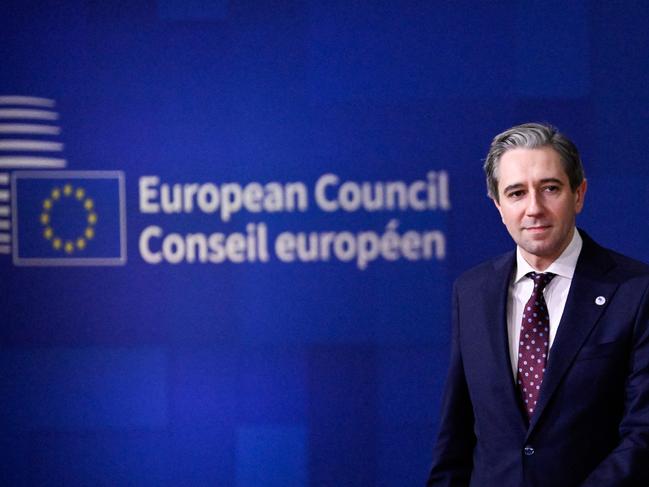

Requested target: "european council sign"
[{"left": 11, "top": 171, "right": 126, "bottom": 266}]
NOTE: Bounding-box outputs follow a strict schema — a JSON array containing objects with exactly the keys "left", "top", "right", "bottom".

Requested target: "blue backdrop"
[{"left": 2, "top": 1, "right": 649, "bottom": 485}]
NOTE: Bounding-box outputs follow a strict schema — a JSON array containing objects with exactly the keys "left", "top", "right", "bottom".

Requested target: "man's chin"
[{"left": 519, "top": 240, "right": 554, "bottom": 259}]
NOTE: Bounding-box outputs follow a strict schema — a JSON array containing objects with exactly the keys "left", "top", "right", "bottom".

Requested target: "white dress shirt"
[{"left": 507, "top": 229, "right": 583, "bottom": 378}]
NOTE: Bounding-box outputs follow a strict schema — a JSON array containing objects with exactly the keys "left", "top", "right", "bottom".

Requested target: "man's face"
[{"left": 493, "top": 146, "right": 587, "bottom": 270}]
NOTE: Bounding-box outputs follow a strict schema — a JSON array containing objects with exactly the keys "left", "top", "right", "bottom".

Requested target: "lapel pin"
[{"left": 595, "top": 296, "right": 606, "bottom": 306}]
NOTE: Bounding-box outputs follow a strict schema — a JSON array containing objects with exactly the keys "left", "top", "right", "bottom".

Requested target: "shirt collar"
[{"left": 514, "top": 228, "right": 583, "bottom": 283}]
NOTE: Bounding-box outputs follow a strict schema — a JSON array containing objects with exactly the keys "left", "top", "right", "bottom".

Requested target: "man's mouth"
[{"left": 524, "top": 225, "right": 551, "bottom": 233}]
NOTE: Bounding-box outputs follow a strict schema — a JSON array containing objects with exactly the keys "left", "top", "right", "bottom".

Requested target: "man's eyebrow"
[
  {"left": 539, "top": 178, "right": 565, "bottom": 185},
  {"left": 502, "top": 183, "right": 524, "bottom": 194},
  {"left": 502, "top": 178, "right": 565, "bottom": 194}
]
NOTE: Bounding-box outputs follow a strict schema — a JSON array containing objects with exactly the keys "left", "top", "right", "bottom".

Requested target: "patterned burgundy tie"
[{"left": 517, "top": 271, "right": 555, "bottom": 420}]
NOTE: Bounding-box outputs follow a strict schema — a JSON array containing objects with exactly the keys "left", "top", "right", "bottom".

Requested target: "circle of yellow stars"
[{"left": 40, "top": 183, "right": 98, "bottom": 254}]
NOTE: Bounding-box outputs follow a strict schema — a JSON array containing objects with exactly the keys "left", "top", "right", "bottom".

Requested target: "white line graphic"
[
  {"left": 0, "top": 140, "right": 63, "bottom": 151},
  {"left": 0, "top": 157, "right": 67, "bottom": 168},
  {"left": 0, "top": 233, "right": 10, "bottom": 243},
  {"left": 0, "top": 206, "right": 9, "bottom": 217},
  {"left": 0, "top": 109, "right": 59, "bottom": 120},
  {"left": 0, "top": 190, "right": 9, "bottom": 201},
  {"left": 0, "top": 245, "right": 10, "bottom": 254},
  {"left": 0, "top": 173, "right": 8, "bottom": 184},
  {"left": 0, "top": 124, "right": 61, "bottom": 135},
  {"left": 0, "top": 220, "right": 9, "bottom": 230},
  {"left": 0, "top": 96, "right": 55, "bottom": 107}
]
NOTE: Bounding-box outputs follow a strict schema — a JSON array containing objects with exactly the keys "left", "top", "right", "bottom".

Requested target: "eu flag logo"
[{"left": 12, "top": 171, "right": 126, "bottom": 265}]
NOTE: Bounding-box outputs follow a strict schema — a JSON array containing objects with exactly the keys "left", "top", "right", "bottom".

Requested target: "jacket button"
[{"left": 523, "top": 446, "right": 535, "bottom": 456}]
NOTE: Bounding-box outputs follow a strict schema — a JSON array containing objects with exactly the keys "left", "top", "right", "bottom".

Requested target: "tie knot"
[{"left": 527, "top": 271, "right": 555, "bottom": 291}]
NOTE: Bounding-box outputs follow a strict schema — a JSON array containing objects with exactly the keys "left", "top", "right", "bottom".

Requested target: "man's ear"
[
  {"left": 492, "top": 196, "right": 504, "bottom": 223},
  {"left": 574, "top": 179, "right": 587, "bottom": 214}
]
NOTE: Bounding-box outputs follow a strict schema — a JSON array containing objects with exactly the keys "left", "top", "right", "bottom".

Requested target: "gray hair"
[{"left": 483, "top": 122, "right": 585, "bottom": 202}]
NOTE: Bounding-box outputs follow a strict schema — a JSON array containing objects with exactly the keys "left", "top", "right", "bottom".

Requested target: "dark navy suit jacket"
[{"left": 428, "top": 231, "right": 649, "bottom": 486}]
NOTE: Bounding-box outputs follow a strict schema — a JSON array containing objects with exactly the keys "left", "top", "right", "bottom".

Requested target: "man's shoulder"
[
  {"left": 454, "top": 250, "right": 515, "bottom": 290},
  {"left": 601, "top": 246, "right": 649, "bottom": 279},
  {"left": 581, "top": 232, "right": 649, "bottom": 280}
]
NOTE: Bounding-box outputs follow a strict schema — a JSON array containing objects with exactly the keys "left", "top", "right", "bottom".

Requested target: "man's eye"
[
  {"left": 543, "top": 185, "right": 559, "bottom": 193},
  {"left": 507, "top": 190, "right": 524, "bottom": 198}
]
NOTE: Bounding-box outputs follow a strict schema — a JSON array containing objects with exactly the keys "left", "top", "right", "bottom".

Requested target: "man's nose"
[{"left": 526, "top": 191, "right": 544, "bottom": 216}]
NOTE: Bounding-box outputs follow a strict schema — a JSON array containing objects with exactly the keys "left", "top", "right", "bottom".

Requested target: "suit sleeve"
[
  {"left": 580, "top": 280, "right": 649, "bottom": 487},
  {"left": 427, "top": 282, "right": 476, "bottom": 486}
]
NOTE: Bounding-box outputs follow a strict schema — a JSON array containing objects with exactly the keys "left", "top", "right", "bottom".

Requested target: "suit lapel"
[
  {"left": 483, "top": 252, "right": 530, "bottom": 429},
  {"left": 526, "top": 233, "right": 618, "bottom": 436}
]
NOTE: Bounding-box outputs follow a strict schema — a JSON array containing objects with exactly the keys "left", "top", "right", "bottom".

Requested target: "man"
[{"left": 427, "top": 123, "right": 649, "bottom": 486}]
